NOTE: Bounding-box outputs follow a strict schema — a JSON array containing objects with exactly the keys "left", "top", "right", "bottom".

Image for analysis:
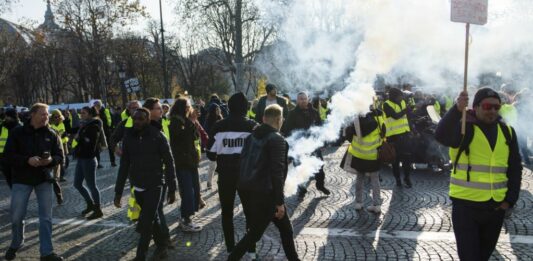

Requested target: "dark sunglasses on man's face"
[{"left": 481, "top": 103, "right": 501, "bottom": 111}]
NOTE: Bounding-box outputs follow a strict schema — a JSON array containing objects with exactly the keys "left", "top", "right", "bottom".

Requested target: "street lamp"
[{"left": 119, "top": 67, "right": 128, "bottom": 106}]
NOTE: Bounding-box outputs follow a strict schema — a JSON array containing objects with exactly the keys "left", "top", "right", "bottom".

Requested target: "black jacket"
[
  {"left": 254, "top": 96, "right": 289, "bottom": 124},
  {"left": 74, "top": 119, "right": 102, "bottom": 159},
  {"left": 169, "top": 115, "right": 199, "bottom": 171},
  {"left": 281, "top": 105, "right": 322, "bottom": 137},
  {"left": 4, "top": 124, "right": 64, "bottom": 186},
  {"left": 435, "top": 105, "right": 522, "bottom": 208},
  {"left": 115, "top": 125, "right": 176, "bottom": 194},
  {"left": 206, "top": 115, "right": 258, "bottom": 175},
  {"left": 239, "top": 124, "right": 288, "bottom": 206}
]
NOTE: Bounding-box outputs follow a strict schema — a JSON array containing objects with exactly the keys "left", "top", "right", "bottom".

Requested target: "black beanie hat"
[
  {"left": 229, "top": 92, "right": 248, "bottom": 116},
  {"left": 473, "top": 87, "right": 501, "bottom": 107},
  {"left": 4, "top": 109, "right": 18, "bottom": 120}
]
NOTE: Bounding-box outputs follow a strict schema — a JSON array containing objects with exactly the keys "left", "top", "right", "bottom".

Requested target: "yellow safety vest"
[
  {"left": 319, "top": 106, "right": 327, "bottom": 121},
  {"left": 125, "top": 117, "right": 133, "bottom": 128},
  {"left": 121, "top": 110, "right": 128, "bottom": 121},
  {"left": 104, "top": 108, "right": 112, "bottom": 128},
  {"left": 195, "top": 138, "right": 201, "bottom": 158},
  {"left": 127, "top": 187, "right": 141, "bottom": 221},
  {"left": 500, "top": 104, "right": 518, "bottom": 127},
  {"left": 162, "top": 118, "right": 170, "bottom": 139},
  {"left": 247, "top": 109, "right": 256, "bottom": 119},
  {"left": 383, "top": 100, "right": 410, "bottom": 137},
  {"left": 51, "top": 122, "right": 69, "bottom": 144},
  {"left": 0, "top": 127, "right": 8, "bottom": 154},
  {"left": 445, "top": 96, "right": 453, "bottom": 111},
  {"left": 449, "top": 124, "right": 510, "bottom": 202},
  {"left": 348, "top": 125, "right": 382, "bottom": 161},
  {"left": 434, "top": 101, "right": 441, "bottom": 115}
]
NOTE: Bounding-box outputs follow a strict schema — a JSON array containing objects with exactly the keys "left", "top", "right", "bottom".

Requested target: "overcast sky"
[{"left": 2, "top": 0, "right": 180, "bottom": 35}]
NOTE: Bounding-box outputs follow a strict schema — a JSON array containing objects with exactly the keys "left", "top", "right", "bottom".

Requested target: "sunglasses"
[{"left": 480, "top": 103, "right": 501, "bottom": 111}]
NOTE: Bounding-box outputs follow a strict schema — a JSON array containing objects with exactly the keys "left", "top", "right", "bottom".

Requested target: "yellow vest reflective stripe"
[
  {"left": 125, "top": 117, "right": 133, "bottom": 128},
  {"left": 500, "top": 104, "right": 517, "bottom": 127},
  {"left": 104, "top": 108, "right": 112, "bottom": 127},
  {"left": 51, "top": 123, "right": 69, "bottom": 144},
  {"left": 162, "top": 118, "right": 170, "bottom": 139},
  {"left": 0, "top": 127, "right": 8, "bottom": 153},
  {"left": 384, "top": 100, "right": 410, "bottom": 137},
  {"left": 195, "top": 138, "right": 201, "bottom": 158},
  {"left": 319, "top": 106, "right": 327, "bottom": 121},
  {"left": 449, "top": 124, "right": 510, "bottom": 202},
  {"left": 127, "top": 187, "right": 141, "bottom": 221},
  {"left": 348, "top": 127, "right": 382, "bottom": 160},
  {"left": 121, "top": 110, "right": 128, "bottom": 121}
]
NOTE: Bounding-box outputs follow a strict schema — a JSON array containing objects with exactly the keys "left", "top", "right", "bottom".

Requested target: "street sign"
[
  {"left": 451, "top": 0, "right": 488, "bottom": 25},
  {"left": 124, "top": 78, "right": 141, "bottom": 93}
]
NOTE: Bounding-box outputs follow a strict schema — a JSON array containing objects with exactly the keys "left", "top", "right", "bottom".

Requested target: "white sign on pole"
[
  {"left": 124, "top": 78, "right": 141, "bottom": 93},
  {"left": 451, "top": 0, "right": 488, "bottom": 25}
]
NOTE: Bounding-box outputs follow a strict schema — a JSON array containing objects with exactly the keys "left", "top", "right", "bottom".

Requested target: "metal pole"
[
  {"left": 461, "top": 23, "right": 470, "bottom": 135},
  {"left": 159, "top": 0, "right": 170, "bottom": 99}
]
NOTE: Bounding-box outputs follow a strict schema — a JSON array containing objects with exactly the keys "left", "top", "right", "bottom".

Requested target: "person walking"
[
  {"left": 341, "top": 107, "right": 384, "bottom": 213},
  {"left": 282, "top": 92, "right": 330, "bottom": 198},
  {"left": 72, "top": 106, "right": 106, "bottom": 220},
  {"left": 204, "top": 103, "right": 223, "bottom": 189},
  {"left": 254, "top": 84, "right": 289, "bottom": 124},
  {"left": 207, "top": 92, "right": 258, "bottom": 257},
  {"left": 4, "top": 103, "right": 64, "bottom": 261},
  {"left": 0, "top": 108, "right": 21, "bottom": 189},
  {"left": 93, "top": 100, "right": 116, "bottom": 168},
  {"left": 168, "top": 98, "right": 202, "bottom": 232},
  {"left": 229, "top": 104, "right": 300, "bottom": 261},
  {"left": 435, "top": 88, "right": 523, "bottom": 261},
  {"left": 114, "top": 108, "right": 177, "bottom": 261},
  {"left": 383, "top": 87, "right": 414, "bottom": 188}
]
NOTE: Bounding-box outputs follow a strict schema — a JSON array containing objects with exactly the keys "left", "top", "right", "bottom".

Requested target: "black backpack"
[
  {"left": 238, "top": 132, "right": 275, "bottom": 191},
  {"left": 452, "top": 121, "right": 513, "bottom": 181}
]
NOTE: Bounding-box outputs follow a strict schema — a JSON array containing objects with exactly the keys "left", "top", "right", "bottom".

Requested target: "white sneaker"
[
  {"left": 367, "top": 205, "right": 381, "bottom": 214},
  {"left": 355, "top": 203, "right": 363, "bottom": 210},
  {"left": 180, "top": 219, "right": 203, "bottom": 232}
]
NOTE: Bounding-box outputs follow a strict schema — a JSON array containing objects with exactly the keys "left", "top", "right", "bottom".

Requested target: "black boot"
[
  {"left": 395, "top": 178, "right": 402, "bottom": 188},
  {"left": 404, "top": 178, "right": 412, "bottom": 188},
  {"left": 87, "top": 204, "right": 103, "bottom": 220},
  {"left": 81, "top": 202, "right": 95, "bottom": 215}
]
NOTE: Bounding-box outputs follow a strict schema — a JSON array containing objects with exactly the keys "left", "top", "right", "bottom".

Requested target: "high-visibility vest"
[
  {"left": 125, "top": 117, "right": 133, "bottom": 128},
  {"left": 127, "top": 187, "right": 141, "bottom": 221},
  {"left": 445, "top": 96, "right": 453, "bottom": 111},
  {"left": 500, "top": 104, "right": 518, "bottom": 127},
  {"left": 162, "top": 118, "right": 170, "bottom": 139},
  {"left": 434, "top": 101, "right": 441, "bottom": 115},
  {"left": 383, "top": 100, "right": 410, "bottom": 137},
  {"left": 319, "top": 106, "right": 327, "bottom": 121},
  {"left": 449, "top": 124, "right": 510, "bottom": 202},
  {"left": 348, "top": 125, "right": 382, "bottom": 161},
  {"left": 195, "top": 138, "right": 201, "bottom": 158},
  {"left": 121, "top": 110, "right": 128, "bottom": 121},
  {"left": 247, "top": 109, "right": 256, "bottom": 119},
  {"left": 104, "top": 108, "right": 112, "bottom": 128},
  {"left": 51, "top": 122, "right": 69, "bottom": 144},
  {"left": 0, "top": 127, "right": 8, "bottom": 154}
]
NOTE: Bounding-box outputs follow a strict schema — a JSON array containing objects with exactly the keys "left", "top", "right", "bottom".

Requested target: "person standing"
[
  {"left": 204, "top": 103, "right": 223, "bottom": 189},
  {"left": 114, "top": 108, "right": 177, "bottom": 261},
  {"left": 435, "top": 88, "right": 522, "bottom": 261},
  {"left": 254, "top": 84, "right": 289, "bottom": 124},
  {"left": 4, "top": 103, "right": 64, "bottom": 261},
  {"left": 168, "top": 98, "right": 202, "bottom": 232},
  {"left": 383, "top": 87, "right": 413, "bottom": 188},
  {"left": 341, "top": 107, "right": 384, "bottom": 213},
  {"left": 72, "top": 107, "right": 105, "bottom": 220},
  {"left": 229, "top": 104, "right": 300, "bottom": 261},
  {"left": 0, "top": 109, "right": 21, "bottom": 189},
  {"left": 93, "top": 100, "right": 116, "bottom": 168},
  {"left": 282, "top": 92, "right": 330, "bottom": 198},
  {"left": 207, "top": 92, "right": 258, "bottom": 257},
  {"left": 49, "top": 110, "right": 70, "bottom": 182}
]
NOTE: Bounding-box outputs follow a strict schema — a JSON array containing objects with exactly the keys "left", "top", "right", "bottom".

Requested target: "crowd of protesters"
[{"left": 0, "top": 80, "right": 530, "bottom": 260}]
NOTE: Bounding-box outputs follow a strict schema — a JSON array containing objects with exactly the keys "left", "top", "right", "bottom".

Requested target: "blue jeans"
[
  {"left": 74, "top": 158, "right": 101, "bottom": 205},
  {"left": 176, "top": 169, "right": 199, "bottom": 219},
  {"left": 10, "top": 182, "right": 54, "bottom": 256}
]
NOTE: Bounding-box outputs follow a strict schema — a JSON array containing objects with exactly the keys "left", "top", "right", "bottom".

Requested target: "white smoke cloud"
[{"left": 252, "top": 0, "right": 533, "bottom": 196}]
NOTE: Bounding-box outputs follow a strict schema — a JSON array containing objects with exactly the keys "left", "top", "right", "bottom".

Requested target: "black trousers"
[
  {"left": 218, "top": 172, "right": 255, "bottom": 253},
  {"left": 389, "top": 133, "right": 412, "bottom": 181},
  {"left": 0, "top": 156, "right": 12, "bottom": 188},
  {"left": 134, "top": 186, "right": 167, "bottom": 259},
  {"left": 228, "top": 191, "right": 299, "bottom": 261},
  {"left": 157, "top": 185, "right": 170, "bottom": 240},
  {"left": 452, "top": 203, "right": 505, "bottom": 261}
]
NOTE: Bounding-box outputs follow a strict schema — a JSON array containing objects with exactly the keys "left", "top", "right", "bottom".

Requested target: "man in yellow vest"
[
  {"left": 383, "top": 87, "right": 414, "bottom": 188},
  {"left": 50, "top": 110, "right": 70, "bottom": 182},
  {"left": 435, "top": 88, "right": 522, "bottom": 261},
  {"left": 0, "top": 109, "right": 21, "bottom": 188}
]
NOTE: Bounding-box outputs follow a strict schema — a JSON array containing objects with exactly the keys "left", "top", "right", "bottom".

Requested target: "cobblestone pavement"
[{"left": 1, "top": 144, "right": 533, "bottom": 260}]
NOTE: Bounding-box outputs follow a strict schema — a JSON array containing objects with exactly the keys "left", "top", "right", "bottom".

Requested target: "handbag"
[{"left": 376, "top": 118, "right": 396, "bottom": 164}]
